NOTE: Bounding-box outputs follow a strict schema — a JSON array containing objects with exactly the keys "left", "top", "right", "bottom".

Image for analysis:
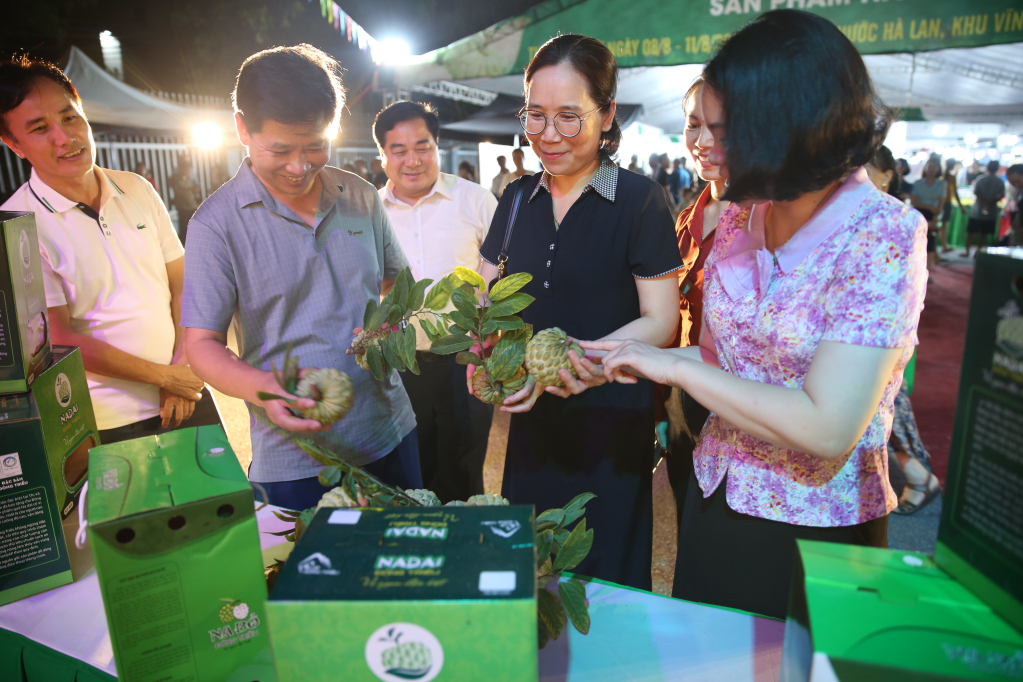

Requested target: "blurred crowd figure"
[
  {"left": 457, "top": 160, "right": 478, "bottom": 183},
  {"left": 621, "top": 152, "right": 700, "bottom": 218},
  {"left": 493, "top": 147, "right": 533, "bottom": 197},
  {"left": 890, "top": 152, "right": 1022, "bottom": 264},
  {"left": 168, "top": 156, "right": 201, "bottom": 245}
]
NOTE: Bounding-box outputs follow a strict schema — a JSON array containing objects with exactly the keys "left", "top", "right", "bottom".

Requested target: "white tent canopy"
[
  {"left": 454, "top": 42, "right": 1023, "bottom": 137},
  {"left": 64, "top": 46, "right": 235, "bottom": 134}
]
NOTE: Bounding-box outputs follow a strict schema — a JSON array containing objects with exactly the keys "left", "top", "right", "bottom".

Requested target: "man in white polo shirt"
[
  {"left": 375, "top": 100, "right": 498, "bottom": 503},
  {"left": 0, "top": 56, "right": 211, "bottom": 442}
]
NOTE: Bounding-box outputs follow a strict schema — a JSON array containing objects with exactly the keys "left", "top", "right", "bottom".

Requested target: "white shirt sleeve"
[
  {"left": 143, "top": 180, "right": 185, "bottom": 262},
  {"left": 37, "top": 241, "right": 68, "bottom": 307}
]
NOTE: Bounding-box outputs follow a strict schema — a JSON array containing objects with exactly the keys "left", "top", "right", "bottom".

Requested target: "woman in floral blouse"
[{"left": 585, "top": 10, "right": 928, "bottom": 618}]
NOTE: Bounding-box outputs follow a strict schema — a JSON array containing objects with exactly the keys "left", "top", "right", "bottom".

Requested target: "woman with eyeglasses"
[
  {"left": 475, "top": 34, "right": 683, "bottom": 590},
  {"left": 585, "top": 11, "right": 927, "bottom": 617}
]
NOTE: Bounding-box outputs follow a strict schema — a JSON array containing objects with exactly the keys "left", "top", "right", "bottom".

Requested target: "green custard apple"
[
  {"left": 472, "top": 365, "right": 528, "bottom": 405},
  {"left": 295, "top": 368, "right": 354, "bottom": 426},
  {"left": 525, "top": 327, "right": 585, "bottom": 388}
]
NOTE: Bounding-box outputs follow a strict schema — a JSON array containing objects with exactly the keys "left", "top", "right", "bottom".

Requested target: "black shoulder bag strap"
[{"left": 496, "top": 174, "right": 539, "bottom": 281}]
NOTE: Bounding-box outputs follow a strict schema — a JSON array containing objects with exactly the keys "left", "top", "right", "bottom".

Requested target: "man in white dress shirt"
[
  {"left": 375, "top": 101, "right": 498, "bottom": 503},
  {"left": 0, "top": 56, "right": 213, "bottom": 442}
]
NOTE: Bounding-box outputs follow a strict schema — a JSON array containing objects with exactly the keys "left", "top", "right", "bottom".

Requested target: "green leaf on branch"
[
  {"left": 481, "top": 316, "right": 526, "bottom": 335},
  {"left": 537, "top": 589, "right": 565, "bottom": 642},
  {"left": 318, "top": 465, "right": 341, "bottom": 487},
  {"left": 553, "top": 519, "right": 593, "bottom": 573},
  {"left": 256, "top": 391, "right": 295, "bottom": 405},
  {"left": 407, "top": 278, "right": 432, "bottom": 312},
  {"left": 537, "top": 620, "right": 551, "bottom": 649},
  {"left": 366, "top": 343, "right": 386, "bottom": 382},
  {"left": 486, "top": 292, "right": 534, "bottom": 319},
  {"left": 299, "top": 443, "right": 340, "bottom": 467},
  {"left": 552, "top": 528, "right": 571, "bottom": 553},
  {"left": 393, "top": 268, "right": 411, "bottom": 309},
  {"left": 455, "top": 266, "right": 486, "bottom": 289},
  {"left": 535, "top": 529, "right": 554, "bottom": 568},
  {"left": 368, "top": 303, "right": 391, "bottom": 332},
  {"left": 559, "top": 579, "right": 591, "bottom": 635},
  {"left": 488, "top": 272, "right": 532, "bottom": 301},
  {"left": 447, "top": 310, "right": 477, "bottom": 333},
  {"left": 502, "top": 324, "right": 534, "bottom": 343},
  {"left": 562, "top": 492, "right": 597, "bottom": 526},
  {"left": 430, "top": 334, "right": 475, "bottom": 355},
  {"left": 537, "top": 508, "right": 566, "bottom": 529},
  {"left": 363, "top": 298, "right": 378, "bottom": 329},
  {"left": 488, "top": 341, "right": 526, "bottom": 382},
  {"left": 424, "top": 273, "right": 461, "bottom": 310},
  {"left": 408, "top": 354, "right": 420, "bottom": 376},
  {"left": 456, "top": 351, "right": 483, "bottom": 366},
  {"left": 451, "top": 288, "right": 480, "bottom": 319},
  {"left": 380, "top": 333, "right": 405, "bottom": 372},
  {"left": 401, "top": 325, "right": 417, "bottom": 368},
  {"left": 420, "top": 316, "right": 438, "bottom": 342},
  {"left": 385, "top": 304, "right": 404, "bottom": 326}
]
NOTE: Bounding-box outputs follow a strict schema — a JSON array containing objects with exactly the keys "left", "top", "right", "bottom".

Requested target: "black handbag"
[{"left": 489, "top": 175, "right": 538, "bottom": 289}]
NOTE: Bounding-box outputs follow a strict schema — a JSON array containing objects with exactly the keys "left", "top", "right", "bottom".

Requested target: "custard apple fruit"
[{"left": 525, "top": 327, "right": 584, "bottom": 387}]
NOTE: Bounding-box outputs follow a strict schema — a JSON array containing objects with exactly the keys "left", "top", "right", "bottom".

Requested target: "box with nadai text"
[
  {"left": 0, "top": 212, "right": 51, "bottom": 394},
  {"left": 0, "top": 345, "right": 97, "bottom": 606},
  {"left": 87, "top": 425, "right": 275, "bottom": 682},
  {"left": 267, "top": 505, "right": 538, "bottom": 682}
]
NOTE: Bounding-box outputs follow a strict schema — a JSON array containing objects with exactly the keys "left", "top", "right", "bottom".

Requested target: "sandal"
[{"left": 893, "top": 473, "right": 941, "bottom": 515}]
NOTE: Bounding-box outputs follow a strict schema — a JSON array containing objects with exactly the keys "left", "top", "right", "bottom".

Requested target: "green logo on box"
[{"left": 365, "top": 623, "right": 443, "bottom": 682}]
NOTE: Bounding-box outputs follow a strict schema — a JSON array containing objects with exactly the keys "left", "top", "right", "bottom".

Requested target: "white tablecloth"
[{"left": 0, "top": 505, "right": 784, "bottom": 681}]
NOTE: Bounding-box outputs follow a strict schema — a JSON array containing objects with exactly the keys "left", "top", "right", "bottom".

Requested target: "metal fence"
[{"left": 1, "top": 138, "right": 481, "bottom": 210}]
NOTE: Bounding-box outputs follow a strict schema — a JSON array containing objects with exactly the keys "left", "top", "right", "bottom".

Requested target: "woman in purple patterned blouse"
[{"left": 584, "top": 10, "right": 928, "bottom": 618}]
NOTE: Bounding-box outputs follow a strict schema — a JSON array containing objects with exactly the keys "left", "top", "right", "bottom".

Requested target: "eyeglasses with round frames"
[{"left": 518, "top": 106, "right": 604, "bottom": 137}]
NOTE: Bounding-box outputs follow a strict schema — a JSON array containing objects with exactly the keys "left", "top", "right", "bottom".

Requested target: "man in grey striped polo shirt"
[{"left": 182, "top": 45, "right": 419, "bottom": 510}]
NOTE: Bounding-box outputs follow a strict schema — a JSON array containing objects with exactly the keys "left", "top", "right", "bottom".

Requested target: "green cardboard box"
[
  {"left": 0, "top": 212, "right": 52, "bottom": 394},
  {"left": 0, "top": 345, "right": 98, "bottom": 605},
  {"left": 267, "top": 505, "right": 538, "bottom": 682},
  {"left": 936, "top": 248, "right": 1023, "bottom": 633},
  {"left": 87, "top": 425, "right": 275, "bottom": 682},
  {"left": 782, "top": 541, "right": 1023, "bottom": 681}
]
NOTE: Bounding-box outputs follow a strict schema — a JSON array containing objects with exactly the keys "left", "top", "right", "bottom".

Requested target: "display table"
[{"left": 0, "top": 505, "right": 785, "bottom": 682}]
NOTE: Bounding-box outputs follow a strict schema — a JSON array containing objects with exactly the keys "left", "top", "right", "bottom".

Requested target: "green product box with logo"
[
  {"left": 781, "top": 250, "right": 1023, "bottom": 681},
  {"left": 0, "top": 345, "right": 98, "bottom": 606},
  {"left": 87, "top": 425, "right": 275, "bottom": 682},
  {"left": 0, "top": 212, "right": 52, "bottom": 394},
  {"left": 267, "top": 505, "right": 538, "bottom": 682},
  {"left": 781, "top": 541, "right": 1023, "bottom": 681},
  {"left": 935, "top": 249, "right": 1023, "bottom": 634}
]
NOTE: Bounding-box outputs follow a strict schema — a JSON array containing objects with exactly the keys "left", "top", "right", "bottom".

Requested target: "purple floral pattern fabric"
[{"left": 694, "top": 169, "right": 928, "bottom": 526}]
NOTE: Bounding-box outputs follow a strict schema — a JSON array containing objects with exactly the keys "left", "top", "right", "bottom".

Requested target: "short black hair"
[
  {"left": 0, "top": 55, "right": 81, "bottom": 140},
  {"left": 897, "top": 158, "right": 910, "bottom": 174},
  {"left": 373, "top": 100, "right": 440, "bottom": 149},
  {"left": 1007, "top": 164, "right": 1023, "bottom": 176},
  {"left": 987, "top": 160, "right": 1001, "bottom": 174},
  {"left": 704, "top": 10, "right": 893, "bottom": 202},
  {"left": 233, "top": 44, "right": 343, "bottom": 134},
  {"left": 512, "top": 147, "right": 525, "bottom": 157}
]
